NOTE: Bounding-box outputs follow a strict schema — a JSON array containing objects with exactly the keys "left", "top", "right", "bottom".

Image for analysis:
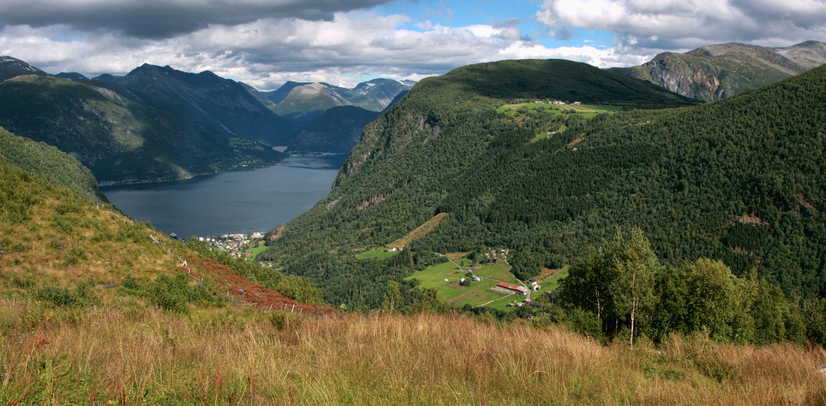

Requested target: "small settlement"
[{"left": 198, "top": 232, "right": 265, "bottom": 258}]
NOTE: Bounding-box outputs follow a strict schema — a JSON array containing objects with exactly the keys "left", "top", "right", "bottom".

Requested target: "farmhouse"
[{"left": 494, "top": 282, "right": 528, "bottom": 295}]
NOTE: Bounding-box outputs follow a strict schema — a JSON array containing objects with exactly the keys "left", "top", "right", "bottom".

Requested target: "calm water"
[{"left": 100, "top": 155, "right": 347, "bottom": 238}]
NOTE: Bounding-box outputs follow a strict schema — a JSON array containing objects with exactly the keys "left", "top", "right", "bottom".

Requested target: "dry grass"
[
  {"left": 1, "top": 300, "right": 824, "bottom": 405},
  {"left": 387, "top": 213, "right": 448, "bottom": 249}
]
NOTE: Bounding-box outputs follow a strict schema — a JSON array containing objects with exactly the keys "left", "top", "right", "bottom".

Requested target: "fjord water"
[{"left": 100, "top": 155, "right": 347, "bottom": 238}]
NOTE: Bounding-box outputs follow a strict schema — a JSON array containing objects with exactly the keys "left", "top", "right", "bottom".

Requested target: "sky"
[{"left": 1, "top": 0, "right": 825, "bottom": 90}]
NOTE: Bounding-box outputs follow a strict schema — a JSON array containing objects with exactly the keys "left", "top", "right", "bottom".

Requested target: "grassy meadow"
[
  {"left": 355, "top": 247, "right": 401, "bottom": 260},
  {"left": 407, "top": 260, "right": 527, "bottom": 309},
  {"left": 1, "top": 300, "right": 824, "bottom": 405}
]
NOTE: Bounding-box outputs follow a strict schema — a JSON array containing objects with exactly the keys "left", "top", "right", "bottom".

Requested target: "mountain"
[
  {"left": 259, "top": 58, "right": 826, "bottom": 314},
  {"left": 282, "top": 106, "right": 381, "bottom": 154},
  {"left": 609, "top": 41, "right": 826, "bottom": 101},
  {"left": 265, "top": 79, "right": 414, "bottom": 126},
  {"left": 0, "top": 60, "right": 290, "bottom": 184},
  {"left": 0, "top": 135, "right": 325, "bottom": 309},
  {"left": 264, "top": 80, "right": 312, "bottom": 104},
  {"left": 92, "top": 64, "right": 298, "bottom": 145},
  {"left": 0, "top": 56, "right": 47, "bottom": 82},
  {"left": 0, "top": 125, "right": 107, "bottom": 204},
  {"left": 56, "top": 72, "right": 89, "bottom": 81},
  {"left": 257, "top": 59, "right": 701, "bottom": 308}
]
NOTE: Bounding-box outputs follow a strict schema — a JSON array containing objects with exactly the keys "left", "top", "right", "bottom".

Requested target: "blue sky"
[
  {"left": 375, "top": 0, "right": 615, "bottom": 49},
  {"left": 0, "top": 0, "right": 824, "bottom": 90}
]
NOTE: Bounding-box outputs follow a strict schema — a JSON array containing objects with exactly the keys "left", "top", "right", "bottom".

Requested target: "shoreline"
[{"left": 98, "top": 153, "right": 349, "bottom": 187}]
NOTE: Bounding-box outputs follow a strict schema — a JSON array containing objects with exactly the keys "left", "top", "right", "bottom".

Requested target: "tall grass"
[{"left": 0, "top": 299, "right": 824, "bottom": 405}]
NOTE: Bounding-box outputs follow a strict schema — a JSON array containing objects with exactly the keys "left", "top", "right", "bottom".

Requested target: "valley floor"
[{"left": 1, "top": 300, "right": 824, "bottom": 405}]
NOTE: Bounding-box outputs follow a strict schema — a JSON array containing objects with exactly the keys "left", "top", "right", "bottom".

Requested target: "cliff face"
[{"left": 610, "top": 41, "right": 826, "bottom": 102}]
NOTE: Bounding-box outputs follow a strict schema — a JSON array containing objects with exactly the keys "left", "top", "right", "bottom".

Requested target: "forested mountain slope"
[
  {"left": 0, "top": 73, "right": 285, "bottom": 183},
  {"left": 0, "top": 126, "right": 107, "bottom": 204},
  {"left": 610, "top": 41, "right": 826, "bottom": 101},
  {"left": 258, "top": 59, "right": 706, "bottom": 308},
  {"left": 92, "top": 64, "right": 298, "bottom": 146},
  {"left": 282, "top": 106, "right": 381, "bottom": 154}
]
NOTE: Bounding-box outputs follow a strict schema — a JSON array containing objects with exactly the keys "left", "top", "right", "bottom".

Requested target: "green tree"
[
  {"left": 382, "top": 281, "right": 402, "bottom": 313},
  {"left": 559, "top": 227, "right": 658, "bottom": 344}
]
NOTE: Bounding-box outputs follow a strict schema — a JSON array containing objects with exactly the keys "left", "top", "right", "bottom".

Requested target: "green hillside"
[
  {"left": 0, "top": 74, "right": 285, "bottom": 184},
  {"left": 257, "top": 59, "right": 698, "bottom": 308},
  {"left": 0, "top": 147, "right": 323, "bottom": 310},
  {"left": 0, "top": 125, "right": 107, "bottom": 204}
]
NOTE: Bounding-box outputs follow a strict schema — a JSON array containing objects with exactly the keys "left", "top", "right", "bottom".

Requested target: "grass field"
[
  {"left": 407, "top": 260, "right": 522, "bottom": 309},
  {"left": 541, "top": 267, "right": 569, "bottom": 292},
  {"left": 497, "top": 102, "right": 621, "bottom": 119},
  {"left": 356, "top": 247, "right": 401, "bottom": 260},
  {"left": 497, "top": 102, "right": 621, "bottom": 143},
  {"left": 3, "top": 303, "right": 823, "bottom": 405},
  {"left": 244, "top": 243, "right": 269, "bottom": 262}
]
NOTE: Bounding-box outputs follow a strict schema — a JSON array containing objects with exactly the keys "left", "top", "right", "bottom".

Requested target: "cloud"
[
  {"left": 0, "top": 0, "right": 394, "bottom": 39},
  {"left": 2, "top": 13, "right": 578, "bottom": 89},
  {"left": 534, "top": 0, "right": 826, "bottom": 51}
]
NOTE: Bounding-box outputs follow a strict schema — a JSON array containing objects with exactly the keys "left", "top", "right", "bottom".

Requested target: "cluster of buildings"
[
  {"left": 496, "top": 282, "right": 528, "bottom": 295},
  {"left": 198, "top": 232, "right": 265, "bottom": 258},
  {"left": 531, "top": 100, "right": 582, "bottom": 105}
]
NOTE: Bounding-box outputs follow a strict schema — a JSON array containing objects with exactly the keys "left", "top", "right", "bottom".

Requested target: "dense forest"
[
  {"left": 0, "top": 125, "right": 108, "bottom": 204},
  {"left": 256, "top": 59, "right": 826, "bottom": 329}
]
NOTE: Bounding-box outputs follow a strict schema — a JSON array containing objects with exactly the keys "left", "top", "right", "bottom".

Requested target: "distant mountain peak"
[{"left": 0, "top": 55, "right": 48, "bottom": 82}]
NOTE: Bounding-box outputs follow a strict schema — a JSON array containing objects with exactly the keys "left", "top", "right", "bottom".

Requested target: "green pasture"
[
  {"left": 244, "top": 243, "right": 269, "bottom": 262},
  {"left": 497, "top": 102, "right": 620, "bottom": 119},
  {"left": 541, "top": 267, "right": 569, "bottom": 292},
  {"left": 407, "top": 259, "right": 522, "bottom": 309},
  {"left": 356, "top": 247, "right": 401, "bottom": 260}
]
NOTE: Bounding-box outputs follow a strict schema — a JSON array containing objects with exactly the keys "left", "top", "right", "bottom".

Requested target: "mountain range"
[
  {"left": 0, "top": 57, "right": 413, "bottom": 183},
  {"left": 610, "top": 40, "right": 826, "bottom": 101},
  {"left": 247, "top": 79, "right": 415, "bottom": 126}
]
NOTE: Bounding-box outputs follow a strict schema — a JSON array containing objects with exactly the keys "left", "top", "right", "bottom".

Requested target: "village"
[{"left": 197, "top": 231, "right": 267, "bottom": 260}]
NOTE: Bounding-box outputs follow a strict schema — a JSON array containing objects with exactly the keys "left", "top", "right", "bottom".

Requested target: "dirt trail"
[{"left": 191, "top": 258, "right": 337, "bottom": 317}]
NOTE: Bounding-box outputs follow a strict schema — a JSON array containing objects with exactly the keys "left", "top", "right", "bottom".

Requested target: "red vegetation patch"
[{"left": 189, "top": 258, "right": 336, "bottom": 317}]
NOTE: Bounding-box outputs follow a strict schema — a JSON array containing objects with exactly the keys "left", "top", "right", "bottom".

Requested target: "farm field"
[
  {"left": 244, "top": 243, "right": 269, "bottom": 262},
  {"left": 407, "top": 259, "right": 522, "bottom": 309},
  {"left": 497, "top": 102, "right": 621, "bottom": 119},
  {"left": 541, "top": 267, "right": 569, "bottom": 292},
  {"left": 356, "top": 247, "right": 401, "bottom": 260}
]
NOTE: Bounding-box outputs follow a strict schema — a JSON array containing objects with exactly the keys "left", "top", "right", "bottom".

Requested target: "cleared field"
[
  {"left": 497, "top": 102, "right": 620, "bottom": 119},
  {"left": 542, "top": 267, "right": 569, "bottom": 292},
  {"left": 245, "top": 243, "right": 269, "bottom": 261},
  {"left": 356, "top": 247, "right": 401, "bottom": 260},
  {"left": 387, "top": 212, "right": 448, "bottom": 248},
  {"left": 474, "top": 263, "right": 519, "bottom": 283},
  {"left": 407, "top": 260, "right": 522, "bottom": 309}
]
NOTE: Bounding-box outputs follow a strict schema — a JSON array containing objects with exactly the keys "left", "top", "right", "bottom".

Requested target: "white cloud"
[
  {"left": 534, "top": 0, "right": 826, "bottom": 52},
  {"left": 4, "top": 13, "right": 611, "bottom": 90}
]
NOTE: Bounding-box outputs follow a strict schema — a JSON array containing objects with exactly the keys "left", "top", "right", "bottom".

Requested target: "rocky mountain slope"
[
  {"left": 609, "top": 41, "right": 826, "bottom": 101},
  {"left": 260, "top": 79, "right": 414, "bottom": 126}
]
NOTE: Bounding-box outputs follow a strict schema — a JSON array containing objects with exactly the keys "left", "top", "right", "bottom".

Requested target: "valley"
[{"left": 2, "top": 36, "right": 826, "bottom": 404}]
